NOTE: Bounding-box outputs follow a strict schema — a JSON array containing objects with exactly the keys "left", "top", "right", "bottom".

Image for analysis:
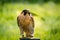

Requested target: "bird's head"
[{"left": 21, "top": 9, "right": 30, "bottom": 16}]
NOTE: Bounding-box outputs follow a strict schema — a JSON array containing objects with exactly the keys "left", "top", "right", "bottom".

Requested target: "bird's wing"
[
  {"left": 17, "top": 16, "right": 20, "bottom": 27},
  {"left": 31, "top": 16, "right": 34, "bottom": 28}
]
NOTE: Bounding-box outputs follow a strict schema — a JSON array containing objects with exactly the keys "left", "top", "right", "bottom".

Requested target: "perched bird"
[{"left": 17, "top": 9, "right": 34, "bottom": 38}]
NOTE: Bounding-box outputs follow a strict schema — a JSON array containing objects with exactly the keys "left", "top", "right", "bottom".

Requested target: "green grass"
[{"left": 0, "top": 2, "right": 60, "bottom": 40}]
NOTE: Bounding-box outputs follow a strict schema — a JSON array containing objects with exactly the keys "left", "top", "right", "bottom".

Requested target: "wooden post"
[{"left": 20, "top": 38, "right": 40, "bottom": 40}]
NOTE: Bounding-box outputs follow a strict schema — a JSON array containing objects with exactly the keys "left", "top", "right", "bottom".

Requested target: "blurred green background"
[{"left": 0, "top": 0, "right": 60, "bottom": 40}]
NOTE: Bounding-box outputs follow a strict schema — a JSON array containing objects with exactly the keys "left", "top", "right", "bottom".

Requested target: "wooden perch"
[{"left": 20, "top": 38, "right": 40, "bottom": 40}]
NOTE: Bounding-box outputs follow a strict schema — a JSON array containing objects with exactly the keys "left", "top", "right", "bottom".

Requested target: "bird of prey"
[{"left": 17, "top": 9, "right": 34, "bottom": 38}]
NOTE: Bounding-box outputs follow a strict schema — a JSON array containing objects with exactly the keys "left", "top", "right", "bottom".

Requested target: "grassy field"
[{"left": 0, "top": 2, "right": 60, "bottom": 40}]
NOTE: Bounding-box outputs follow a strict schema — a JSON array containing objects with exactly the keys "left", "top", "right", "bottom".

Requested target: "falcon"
[{"left": 17, "top": 9, "right": 34, "bottom": 38}]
